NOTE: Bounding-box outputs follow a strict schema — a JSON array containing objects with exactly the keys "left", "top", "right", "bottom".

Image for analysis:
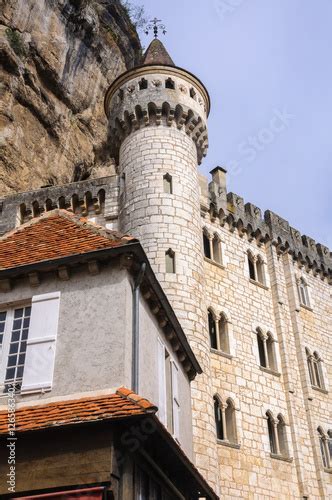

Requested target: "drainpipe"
[{"left": 131, "top": 262, "right": 146, "bottom": 394}]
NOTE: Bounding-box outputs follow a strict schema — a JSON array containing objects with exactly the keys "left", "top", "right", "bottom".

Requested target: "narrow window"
[
  {"left": 163, "top": 173, "right": 172, "bottom": 194},
  {"left": 208, "top": 309, "right": 217, "bottom": 350},
  {"left": 257, "top": 329, "right": 267, "bottom": 367},
  {"left": 225, "top": 399, "right": 237, "bottom": 444},
  {"left": 214, "top": 396, "right": 224, "bottom": 440},
  {"left": 203, "top": 232, "right": 211, "bottom": 259},
  {"left": 139, "top": 77, "right": 148, "bottom": 90},
  {"left": 165, "top": 78, "right": 175, "bottom": 89},
  {"left": 165, "top": 249, "right": 175, "bottom": 273},
  {"left": 32, "top": 200, "right": 40, "bottom": 218},
  {"left": 190, "top": 87, "right": 196, "bottom": 99},
  {"left": 266, "top": 332, "right": 277, "bottom": 371},
  {"left": 277, "top": 415, "right": 288, "bottom": 457},
  {"left": 266, "top": 412, "right": 277, "bottom": 454},
  {"left": 256, "top": 256, "right": 265, "bottom": 285},
  {"left": 219, "top": 314, "right": 229, "bottom": 353},
  {"left": 328, "top": 431, "right": 332, "bottom": 463},
  {"left": 165, "top": 351, "right": 173, "bottom": 434},
  {"left": 318, "top": 427, "right": 329, "bottom": 468},
  {"left": 306, "top": 348, "right": 315, "bottom": 385},
  {"left": 212, "top": 235, "right": 222, "bottom": 264},
  {"left": 298, "top": 278, "right": 310, "bottom": 307},
  {"left": 248, "top": 253, "right": 256, "bottom": 280},
  {"left": 312, "top": 352, "right": 323, "bottom": 389},
  {"left": 5, "top": 306, "right": 31, "bottom": 391}
]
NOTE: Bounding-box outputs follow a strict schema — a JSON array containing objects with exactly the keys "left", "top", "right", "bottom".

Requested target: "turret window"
[
  {"left": 139, "top": 78, "right": 148, "bottom": 90},
  {"left": 163, "top": 173, "right": 173, "bottom": 194},
  {"left": 190, "top": 87, "right": 196, "bottom": 99},
  {"left": 203, "top": 231, "right": 211, "bottom": 259},
  {"left": 165, "top": 249, "right": 175, "bottom": 274},
  {"left": 165, "top": 78, "right": 175, "bottom": 90}
]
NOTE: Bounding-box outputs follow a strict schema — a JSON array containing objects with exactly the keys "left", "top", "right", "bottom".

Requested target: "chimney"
[{"left": 210, "top": 166, "right": 227, "bottom": 191}]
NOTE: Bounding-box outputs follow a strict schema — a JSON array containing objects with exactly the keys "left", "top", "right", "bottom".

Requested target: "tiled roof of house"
[
  {"left": 0, "top": 388, "right": 157, "bottom": 434},
  {"left": 0, "top": 209, "right": 136, "bottom": 270},
  {"left": 143, "top": 39, "right": 175, "bottom": 66}
]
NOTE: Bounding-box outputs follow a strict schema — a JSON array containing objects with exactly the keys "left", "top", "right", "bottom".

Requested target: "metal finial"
[{"left": 145, "top": 18, "right": 167, "bottom": 39}]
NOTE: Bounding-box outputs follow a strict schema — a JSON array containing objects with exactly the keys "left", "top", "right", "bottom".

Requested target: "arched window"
[
  {"left": 257, "top": 329, "right": 267, "bottom": 368},
  {"left": 266, "top": 332, "right": 277, "bottom": 371},
  {"left": 266, "top": 412, "right": 277, "bottom": 454},
  {"left": 214, "top": 395, "right": 224, "bottom": 440},
  {"left": 277, "top": 414, "right": 288, "bottom": 457},
  {"left": 225, "top": 399, "right": 237, "bottom": 444},
  {"left": 139, "top": 78, "right": 148, "bottom": 90},
  {"left": 212, "top": 235, "right": 222, "bottom": 265},
  {"left": 256, "top": 256, "right": 265, "bottom": 285},
  {"left": 32, "top": 200, "right": 40, "bottom": 218},
  {"left": 312, "top": 352, "right": 324, "bottom": 389},
  {"left": 248, "top": 252, "right": 256, "bottom": 280},
  {"left": 165, "top": 249, "right": 175, "bottom": 274},
  {"left": 298, "top": 278, "right": 310, "bottom": 307},
  {"left": 203, "top": 231, "right": 211, "bottom": 259},
  {"left": 328, "top": 430, "right": 332, "bottom": 464},
  {"left": 306, "top": 348, "right": 315, "bottom": 385},
  {"left": 218, "top": 314, "right": 229, "bottom": 353},
  {"left": 318, "top": 427, "right": 330, "bottom": 468},
  {"left": 163, "top": 173, "right": 173, "bottom": 194},
  {"left": 208, "top": 309, "right": 217, "bottom": 350},
  {"left": 165, "top": 78, "right": 175, "bottom": 89}
]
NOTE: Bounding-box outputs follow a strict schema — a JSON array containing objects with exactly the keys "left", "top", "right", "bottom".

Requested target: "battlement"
[
  {"left": 0, "top": 176, "right": 119, "bottom": 235},
  {"left": 200, "top": 167, "right": 332, "bottom": 280}
]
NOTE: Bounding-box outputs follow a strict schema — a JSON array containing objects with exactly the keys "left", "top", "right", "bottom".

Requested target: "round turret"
[
  {"left": 104, "top": 39, "right": 210, "bottom": 165},
  {"left": 104, "top": 39, "right": 219, "bottom": 487}
]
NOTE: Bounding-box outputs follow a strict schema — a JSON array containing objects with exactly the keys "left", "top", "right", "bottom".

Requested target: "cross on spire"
[{"left": 145, "top": 18, "right": 167, "bottom": 39}]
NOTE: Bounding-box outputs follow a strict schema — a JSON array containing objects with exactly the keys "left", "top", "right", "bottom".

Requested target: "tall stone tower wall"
[{"left": 105, "top": 62, "right": 221, "bottom": 485}]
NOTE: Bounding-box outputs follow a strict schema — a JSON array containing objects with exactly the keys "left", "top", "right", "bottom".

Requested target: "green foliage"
[
  {"left": 120, "top": 1, "right": 147, "bottom": 30},
  {"left": 5, "top": 28, "right": 27, "bottom": 58}
]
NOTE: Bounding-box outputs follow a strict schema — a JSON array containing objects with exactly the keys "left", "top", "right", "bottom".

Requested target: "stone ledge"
[
  {"left": 204, "top": 257, "right": 225, "bottom": 270},
  {"left": 270, "top": 453, "right": 293, "bottom": 463},
  {"left": 210, "top": 348, "right": 233, "bottom": 360},
  {"left": 249, "top": 278, "right": 269, "bottom": 291},
  {"left": 216, "top": 439, "right": 240, "bottom": 450},
  {"left": 259, "top": 366, "right": 281, "bottom": 377},
  {"left": 324, "top": 467, "right": 332, "bottom": 474},
  {"left": 300, "top": 303, "right": 313, "bottom": 312},
  {"left": 312, "top": 385, "right": 328, "bottom": 395}
]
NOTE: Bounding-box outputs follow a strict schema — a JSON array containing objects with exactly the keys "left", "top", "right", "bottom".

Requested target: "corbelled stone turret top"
[
  {"left": 143, "top": 39, "right": 175, "bottom": 66},
  {"left": 104, "top": 38, "right": 210, "bottom": 164}
]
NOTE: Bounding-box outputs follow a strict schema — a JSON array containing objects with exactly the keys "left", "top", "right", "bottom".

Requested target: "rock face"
[{"left": 0, "top": 0, "right": 141, "bottom": 195}]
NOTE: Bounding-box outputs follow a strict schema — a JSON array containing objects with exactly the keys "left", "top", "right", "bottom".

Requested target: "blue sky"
[{"left": 131, "top": 0, "right": 332, "bottom": 248}]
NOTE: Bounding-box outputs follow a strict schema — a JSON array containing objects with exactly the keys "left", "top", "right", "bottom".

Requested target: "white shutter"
[
  {"left": 21, "top": 292, "right": 60, "bottom": 393},
  {"left": 157, "top": 339, "right": 166, "bottom": 425},
  {"left": 171, "top": 360, "right": 180, "bottom": 439}
]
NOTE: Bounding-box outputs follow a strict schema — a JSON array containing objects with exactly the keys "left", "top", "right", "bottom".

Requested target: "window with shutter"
[
  {"left": 171, "top": 360, "right": 180, "bottom": 440},
  {"left": 21, "top": 291, "right": 61, "bottom": 393}
]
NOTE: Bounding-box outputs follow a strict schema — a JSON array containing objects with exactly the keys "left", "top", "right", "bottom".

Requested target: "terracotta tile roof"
[
  {"left": 143, "top": 39, "right": 175, "bottom": 66},
  {"left": 0, "top": 388, "right": 157, "bottom": 434},
  {"left": 0, "top": 209, "right": 136, "bottom": 270}
]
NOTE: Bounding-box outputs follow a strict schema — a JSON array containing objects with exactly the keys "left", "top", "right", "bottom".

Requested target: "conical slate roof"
[{"left": 143, "top": 39, "right": 175, "bottom": 66}]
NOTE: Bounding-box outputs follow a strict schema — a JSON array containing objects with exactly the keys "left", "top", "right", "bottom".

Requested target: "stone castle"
[{"left": 0, "top": 37, "right": 331, "bottom": 499}]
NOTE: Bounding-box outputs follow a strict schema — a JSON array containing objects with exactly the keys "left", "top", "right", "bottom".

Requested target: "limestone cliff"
[{"left": 0, "top": 0, "right": 142, "bottom": 195}]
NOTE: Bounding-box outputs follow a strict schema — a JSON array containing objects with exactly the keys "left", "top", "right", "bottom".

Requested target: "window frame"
[{"left": 0, "top": 303, "right": 31, "bottom": 393}]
